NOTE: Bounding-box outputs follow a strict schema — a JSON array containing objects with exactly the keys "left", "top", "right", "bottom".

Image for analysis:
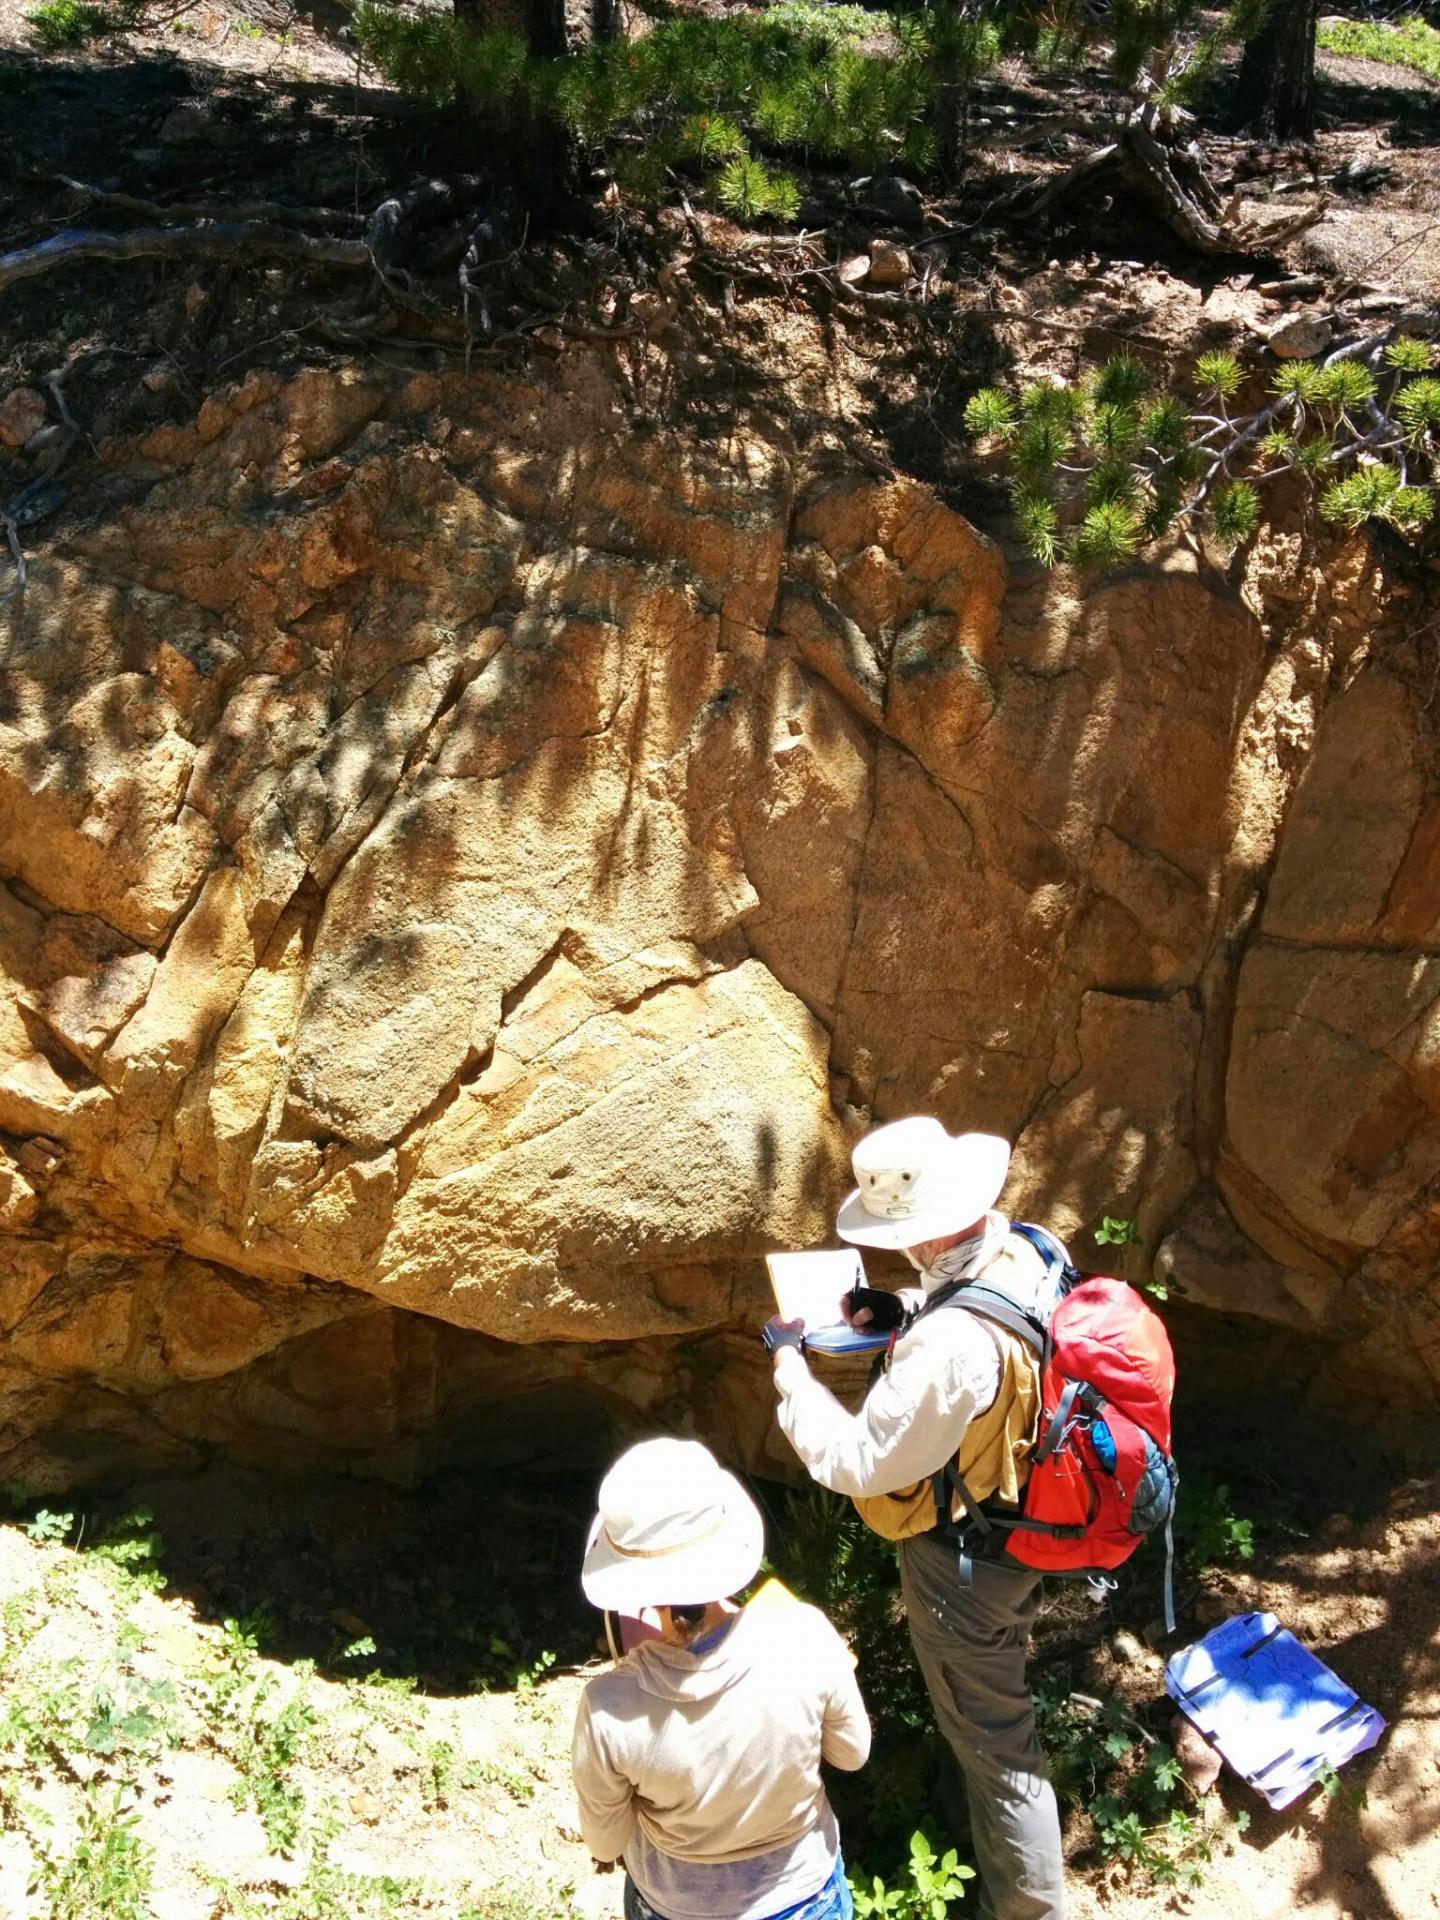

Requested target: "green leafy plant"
[
  {"left": 1094, "top": 1216, "right": 1141, "bottom": 1248},
  {"left": 851, "top": 1828, "right": 975, "bottom": 1917},
  {"left": 26, "top": 0, "right": 112, "bottom": 46},
  {"left": 1315, "top": 1759, "right": 1369, "bottom": 1813},
  {"left": 1180, "top": 1479, "right": 1254, "bottom": 1567},
  {"left": 26, "top": 1508, "right": 75, "bottom": 1542},
  {"left": 85, "top": 1508, "right": 167, "bottom": 1595},
  {"left": 29, "top": 1785, "right": 155, "bottom": 1920}
]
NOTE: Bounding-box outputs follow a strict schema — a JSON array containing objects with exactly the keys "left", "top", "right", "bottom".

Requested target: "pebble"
[{"left": 1172, "top": 1712, "right": 1224, "bottom": 1795}]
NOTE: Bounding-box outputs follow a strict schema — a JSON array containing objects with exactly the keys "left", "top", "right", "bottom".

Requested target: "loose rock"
[
  {"left": 0, "top": 386, "right": 46, "bottom": 450},
  {"left": 864, "top": 239, "right": 912, "bottom": 288},
  {"left": 1172, "top": 1713, "right": 1224, "bottom": 1795},
  {"left": 1266, "top": 313, "right": 1332, "bottom": 359}
]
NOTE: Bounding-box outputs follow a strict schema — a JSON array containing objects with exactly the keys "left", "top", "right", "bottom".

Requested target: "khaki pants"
[{"left": 899, "top": 1534, "right": 1066, "bottom": 1920}]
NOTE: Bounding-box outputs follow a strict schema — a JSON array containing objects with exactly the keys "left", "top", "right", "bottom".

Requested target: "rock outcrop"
[{"left": 0, "top": 362, "right": 1435, "bottom": 1487}]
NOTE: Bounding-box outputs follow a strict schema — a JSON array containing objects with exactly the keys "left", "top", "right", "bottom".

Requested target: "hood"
[{"left": 620, "top": 1580, "right": 803, "bottom": 1704}]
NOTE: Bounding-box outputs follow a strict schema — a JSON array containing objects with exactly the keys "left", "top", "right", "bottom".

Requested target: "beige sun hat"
[
  {"left": 580, "top": 1438, "right": 765, "bottom": 1615},
  {"left": 835, "top": 1116, "right": 1011, "bottom": 1250}
]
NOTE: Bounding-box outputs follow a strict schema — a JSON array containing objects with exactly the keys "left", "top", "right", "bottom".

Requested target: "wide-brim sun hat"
[
  {"left": 580, "top": 1437, "right": 765, "bottom": 1615},
  {"left": 835, "top": 1117, "right": 1011, "bottom": 1250}
]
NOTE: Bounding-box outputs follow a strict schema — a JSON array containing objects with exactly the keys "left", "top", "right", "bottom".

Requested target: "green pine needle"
[
  {"left": 1072, "top": 500, "right": 1143, "bottom": 567},
  {"left": 1011, "top": 487, "right": 1061, "bottom": 567},
  {"left": 1194, "top": 351, "right": 1242, "bottom": 400},
  {"left": 964, "top": 388, "right": 1018, "bottom": 439},
  {"left": 1396, "top": 376, "right": 1440, "bottom": 438},
  {"left": 1091, "top": 355, "right": 1149, "bottom": 408},
  {"left": 1272, "top": 363, "right": 1323, "bottom": 404},
  {"left": 1138, "top": 397, "right": 1189, "bottom": 456},
  {"left": 1209, "top": 480, "right": 1260, "bottom": 547},
  {"left": 1383, "top": 336, "right": 1436, "bottom": 374}
]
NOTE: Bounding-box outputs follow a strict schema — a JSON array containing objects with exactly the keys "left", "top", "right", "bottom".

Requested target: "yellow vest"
[{"left": 851, "top": 1323, "right": 1043, "bottom": 1541}]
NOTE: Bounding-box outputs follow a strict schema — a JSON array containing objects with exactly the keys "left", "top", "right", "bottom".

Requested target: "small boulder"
[
  {"left": 158, "top": 102, "right": 243, "bottom": 149},
  {"left": 865, "top": 239, "right": 912, "bottom": 288},
  {"left": 1267, "top": 313, "right": 1331, "bottom": 359},
  {"left": 0, "top": 386, "right": 46, "bottom": 450}
]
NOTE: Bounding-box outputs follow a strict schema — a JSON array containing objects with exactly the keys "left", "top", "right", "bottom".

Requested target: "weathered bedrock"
[{"left": 0, "top": 363, "right": 1435, "bottom": 1487}]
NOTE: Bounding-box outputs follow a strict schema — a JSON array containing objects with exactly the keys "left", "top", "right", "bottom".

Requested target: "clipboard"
[{"left": 764, "top": 1250, "right": 893, "bottom": 1356}]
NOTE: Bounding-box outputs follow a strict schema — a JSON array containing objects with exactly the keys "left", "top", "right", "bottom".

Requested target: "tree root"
[
  {"left": 1019, "top": 111, "right": 1328, "bottom": 257},
  {"left": 0, "top": 176, "right": 494, "bottom": 296}
]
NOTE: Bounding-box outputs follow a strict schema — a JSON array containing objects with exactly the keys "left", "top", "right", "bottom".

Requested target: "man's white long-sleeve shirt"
[{"left": 773, "top": 1230, "right": 1054, "bottom": 1498}]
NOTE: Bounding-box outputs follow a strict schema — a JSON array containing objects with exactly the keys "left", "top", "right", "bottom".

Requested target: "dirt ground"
[{"left": 0, "top": 1461, "right": 1433, "bottom": 1920}]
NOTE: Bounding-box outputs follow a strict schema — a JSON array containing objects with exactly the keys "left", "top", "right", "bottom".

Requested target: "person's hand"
[
  {"left": 843, "top": 1285, "right": 910, "bottom": 1333},
  {"left": 762, "top": 1315, "right": 805, "bottom": 1358},
  {"left": 841, "top": 1287, "right": 874, "bottom": 1330}
]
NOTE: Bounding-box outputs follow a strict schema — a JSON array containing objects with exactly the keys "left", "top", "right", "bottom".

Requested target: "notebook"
[
  {"left": 764, "top": 1250, "right": 893, "bottom": 1356},
  {"left": 1164, "top": 1611, "right": 1385, "bottom": 1809}
]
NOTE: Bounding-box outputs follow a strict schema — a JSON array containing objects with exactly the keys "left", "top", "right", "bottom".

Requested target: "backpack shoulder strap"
[
  {"left": 1010, "top": 1221, "right": 1080, "bottom": 1289},
  {"left": 917, "top": 1278, "right": 1047, "bottom": 1359}
]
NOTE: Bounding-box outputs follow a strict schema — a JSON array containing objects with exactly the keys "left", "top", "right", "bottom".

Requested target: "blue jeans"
[{"left": 623, "top": 1853, "right": 854, "bottom": 1920}]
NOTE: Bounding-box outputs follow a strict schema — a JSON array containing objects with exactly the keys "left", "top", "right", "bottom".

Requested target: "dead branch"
[
  {"left": 45, "top": 173, "right": 365, "bottom": 235},
  {"left": 0, "top": 222, "right": 373, "bottom": 294},
  {"left": 1016, "top": 113, "right": 1329, "bottom": 258},
  {"left": 1, "top": 372, "right": 83, "bottom": 612}
]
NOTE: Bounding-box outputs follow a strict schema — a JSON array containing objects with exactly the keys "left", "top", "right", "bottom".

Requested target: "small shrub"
[
  {"left": 969, "top": 338, "right": 1438, "bottom": 567},
  {"left": 1180, "top": 1479, "right": 1254, "bottom": 1568},
  {"left": 851, "top": 1828, "right": 975, "bottom": 1916},
  {"left": 26, "top": 0, "right": 112, "bottom": 46},
  {"left": 85, "top": 1507, "right": 167, "bottom": 1595},
  {"left": 29, "top": 1785, "right": 155, "bottom": 1920},
  {"left": 1317, "top": 13, "right": 1440, "bottom": 84}
]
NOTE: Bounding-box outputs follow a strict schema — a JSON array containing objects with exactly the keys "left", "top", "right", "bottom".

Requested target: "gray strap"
[{"left": 1034, "top": 1378, "right": 1084, "bottom": 1464}]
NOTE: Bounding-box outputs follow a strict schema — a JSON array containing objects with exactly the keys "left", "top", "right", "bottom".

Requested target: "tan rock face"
[{"left": 0, "top": 365, "right": 1434, "bottom": 1487}]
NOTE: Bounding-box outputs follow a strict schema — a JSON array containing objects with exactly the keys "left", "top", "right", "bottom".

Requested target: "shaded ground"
[{"left": 0, "top": 1452, "right": 1433, "bottom": 1919}]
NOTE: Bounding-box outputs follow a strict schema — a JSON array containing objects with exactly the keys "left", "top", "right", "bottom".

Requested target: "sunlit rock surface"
[{"left": 1, "top": 364, "right": 1434, "bottom": 1485}]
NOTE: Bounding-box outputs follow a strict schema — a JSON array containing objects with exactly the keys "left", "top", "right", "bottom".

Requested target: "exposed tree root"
[{"left": 1019, "top": 110, "right": 1328, "bottom": 257}]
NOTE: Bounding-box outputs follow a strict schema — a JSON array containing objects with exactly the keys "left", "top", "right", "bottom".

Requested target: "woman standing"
[{"left": 572, "top": 1437, "right": 871, "bottom": 1920}]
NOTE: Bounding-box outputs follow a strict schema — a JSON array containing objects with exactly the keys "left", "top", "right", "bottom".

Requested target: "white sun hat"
[
  {"left": 835, "top": 1116, "right": 1011, "bottom": 1249},
  {"left": 580, "top": 1438, "right": 765, "bottom": 1615}
]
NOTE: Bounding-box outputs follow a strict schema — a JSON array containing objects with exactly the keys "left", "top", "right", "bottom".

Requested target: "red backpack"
[{"left": 923, "top": 1229, "right": 1180, "bottom": 1629}]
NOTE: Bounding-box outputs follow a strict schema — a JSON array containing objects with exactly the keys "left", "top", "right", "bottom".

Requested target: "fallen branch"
[
  {"left": 44, "top": 173, "right": 365, "bottom": 234},
  {"left": 0, "top": 222, "right": 372, "bottom": 294}
]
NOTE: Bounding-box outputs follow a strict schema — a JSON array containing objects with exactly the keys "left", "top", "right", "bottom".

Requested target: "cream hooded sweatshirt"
[{"left": 572, "top": 1583, "right": 870, "bottom": 1915}]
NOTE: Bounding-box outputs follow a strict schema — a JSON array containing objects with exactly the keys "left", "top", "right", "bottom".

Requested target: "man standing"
[{"left": 765, "top": 1116, "right": 1067, "bottom": 1920}]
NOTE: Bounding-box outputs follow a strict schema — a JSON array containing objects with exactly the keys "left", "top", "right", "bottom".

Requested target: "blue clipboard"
[{"left": 1165, "top": 1611, "right": 1385, "bottom": 1809}]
